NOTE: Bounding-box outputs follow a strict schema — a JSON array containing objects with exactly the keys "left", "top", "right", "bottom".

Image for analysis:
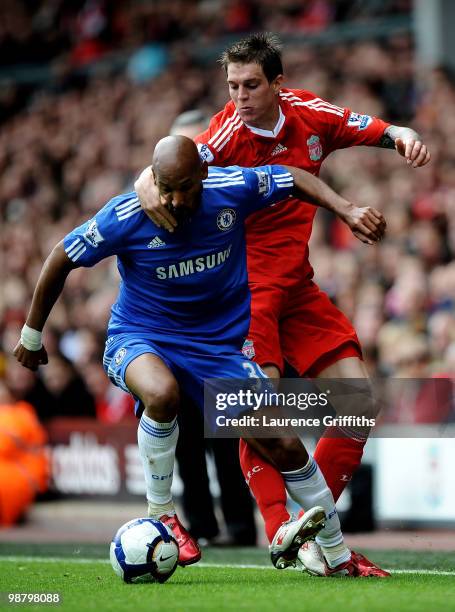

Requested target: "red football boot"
[
  {"left": 160, "top": 514, "right": 201, "bottom": 566},
  {"left": 323, "top": 550, "right": 391, "bottom": 577},
  {"left": 348, "top": 551, "right": 391, "bottom": 577},
  {"left": 299, "top": 543, "right": 391, "bottom": 577}
]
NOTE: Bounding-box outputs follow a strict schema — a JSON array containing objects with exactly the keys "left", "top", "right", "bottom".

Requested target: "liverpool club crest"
[{"left": 307, "top": 135, "right": 323, "bottom": 161}]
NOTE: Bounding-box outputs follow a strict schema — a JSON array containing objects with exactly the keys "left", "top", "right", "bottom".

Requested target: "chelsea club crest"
[
  {"left": 217, "top": 208, "right": 237, "bottom": 231},
  {"left": 114, "top": 347, "right": 127, "bottom": 365}
]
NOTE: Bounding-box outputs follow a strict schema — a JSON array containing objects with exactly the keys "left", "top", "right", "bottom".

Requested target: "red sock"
[
  {"left": 238, "top": 429, "right": 366, "bottom": 542},
  {"left": 239, "top": 439, "right": 290, "bottom": 543},
  {"left": 314, "top": 427, "right": 367, "bottom": 502}
]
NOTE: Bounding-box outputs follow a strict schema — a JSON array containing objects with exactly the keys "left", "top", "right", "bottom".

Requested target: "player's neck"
[{"left": 244, "top": 105, "right": 284, "bottom": 137}]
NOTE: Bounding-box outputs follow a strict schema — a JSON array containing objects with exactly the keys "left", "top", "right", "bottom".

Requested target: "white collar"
[{"left": 244, "top": 106, "right": 285, "bottom": 138}]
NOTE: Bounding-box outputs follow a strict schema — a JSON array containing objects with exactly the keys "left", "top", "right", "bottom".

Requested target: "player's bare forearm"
[
  {"left": 378, "top": 125, "right": 431, "bottom": 167},
  {"left": 283, "top": 165, "right": 353, "bottom": 218},
  {"left": 283, "top": 165, "right": 386, "bottom": 245},
  {"left": 14, "top": 241, "right": 75, "bottom": 370},
  {"left": 25, "top": 241, "right": 75, "bottom": 331}
]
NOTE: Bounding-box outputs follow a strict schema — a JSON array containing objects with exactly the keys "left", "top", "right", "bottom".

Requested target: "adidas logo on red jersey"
[{"left": 271, "top": 143, "right": 288, "bottom": 156}]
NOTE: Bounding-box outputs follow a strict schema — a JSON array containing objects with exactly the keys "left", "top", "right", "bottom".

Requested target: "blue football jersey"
[{"left": 63, "top": 165, "right": 294, "bottom": 347}]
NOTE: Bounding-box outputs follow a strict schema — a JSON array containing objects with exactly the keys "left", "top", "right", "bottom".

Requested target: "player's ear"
[
  {"left": 200, "top": 161, "right": 208, "bottom": 180},
  {"left": 273, "top": 74, "right": 284, "bottom": 93}
]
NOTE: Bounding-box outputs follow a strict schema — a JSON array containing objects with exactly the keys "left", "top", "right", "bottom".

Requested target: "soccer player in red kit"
[{"left": 136, "top": 33, "right": 430, "bottom": 576}]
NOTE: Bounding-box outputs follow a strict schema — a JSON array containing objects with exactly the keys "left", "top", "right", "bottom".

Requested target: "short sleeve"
[
  {"left": 194, "top": 104, "right": 236, "bottom": 166},
  {"left": 63, "top": 193, "right": 139, "bottom": 267},
  {"left": 287, "top": 90, "right": 390, "bottom": 154},
  {"left": 324, "top": 107, "right": 390, "bottom": 152}
]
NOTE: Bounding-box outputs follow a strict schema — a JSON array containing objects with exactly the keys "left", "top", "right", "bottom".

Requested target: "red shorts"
[{"left": 246, "top": 279, "right": 362, "bottom": 376}]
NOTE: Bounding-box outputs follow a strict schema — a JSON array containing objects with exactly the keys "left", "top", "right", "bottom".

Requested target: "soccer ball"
[{"left": 110, "top": 518, "right": 179, "bottom": 583}]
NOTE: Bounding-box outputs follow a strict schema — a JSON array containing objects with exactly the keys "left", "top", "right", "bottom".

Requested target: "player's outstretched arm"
[
  {"left": 379, "top": 125, "right": 431, "bottom": 168},
  {"left": 135, "top": 165, "right": 178, "bottom": 232},
  {"left": 14, "top": 242, "right": 76, "bottom": 371},
  {"left": 282, "top": 165, "right": 386, "bottom": 245}
]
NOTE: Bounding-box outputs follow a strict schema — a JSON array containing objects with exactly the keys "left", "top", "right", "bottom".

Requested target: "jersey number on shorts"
[{"left": 242, "top": 362, "right": 267, "bottom": 378}]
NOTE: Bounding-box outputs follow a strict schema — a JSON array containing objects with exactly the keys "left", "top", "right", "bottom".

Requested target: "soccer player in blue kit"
[{"left": 15, "top": 136, "right": 386, "bottom": 573}]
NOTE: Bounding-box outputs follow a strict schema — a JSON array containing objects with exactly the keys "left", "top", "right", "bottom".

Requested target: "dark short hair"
[{"left": 219, "top": 32, "right": 283, "bottom": 83}]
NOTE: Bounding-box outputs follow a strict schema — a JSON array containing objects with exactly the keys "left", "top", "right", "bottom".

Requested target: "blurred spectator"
[
  {"left": 79, "top": 359, "right": 134, "bottom": 423},
  {"left": 169, "top": 109, "right": 209, "bottom": 138},
  {"left": 127, "top": 43, "right": 169, "bottom": 84},
  {"left": 3, "top": 355, "right": 53, "bottom": 421},
  {"left": 39, "top": 352, "right": 96, "bottom": 418},
  {"left": 0, "top": 382, "right": 49, "bottom": 525}
]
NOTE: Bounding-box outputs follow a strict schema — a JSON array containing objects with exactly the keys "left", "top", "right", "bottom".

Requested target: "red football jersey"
[{"left": 194, "top": 88, "right": 389, "bottom": 282}]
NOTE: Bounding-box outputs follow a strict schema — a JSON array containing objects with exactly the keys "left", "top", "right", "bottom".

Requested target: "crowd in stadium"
[
  {"left": 0, "top": 0, "right": 454, "bottom": 425},
  {"left": 0, "top": 0, "right": 412, "bottom": 65}
]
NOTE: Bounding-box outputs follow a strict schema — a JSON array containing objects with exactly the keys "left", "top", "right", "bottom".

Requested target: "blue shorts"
[{"left": 103, "top": 333, "right": 274, "bottom": 427}]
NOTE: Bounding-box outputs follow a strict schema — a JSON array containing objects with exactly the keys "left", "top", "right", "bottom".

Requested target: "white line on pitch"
[
  {"left": 196, "top": 563, "right": 455, "bottom": 576},
  {"left": 1, "top": 557, "right": 454, "bottom": 576}
]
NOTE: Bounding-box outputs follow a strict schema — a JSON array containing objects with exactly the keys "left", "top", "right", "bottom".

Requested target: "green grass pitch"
[{"left": 0, "top": 544, "right": 454, "bottom": 612}]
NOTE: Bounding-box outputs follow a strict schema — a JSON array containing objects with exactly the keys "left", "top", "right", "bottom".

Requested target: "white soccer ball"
[{"left": 110, "top": 517, "right": 179, "bottom": 583}]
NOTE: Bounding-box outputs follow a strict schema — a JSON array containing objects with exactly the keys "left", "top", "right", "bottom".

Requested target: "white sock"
[
  {"left": 137, "top": 414, "right": 179, "bottom": 510},
  {"left": 322, "top": 541, "right": 351, "bottom": 568},
  {"left": 282, "top": 456, "right": 350, "bottom": 566}
]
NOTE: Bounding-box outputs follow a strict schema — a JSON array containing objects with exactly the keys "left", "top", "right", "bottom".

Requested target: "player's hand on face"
[
  {"left": 135, "top": 166, "right": 178, "bottom": 232},
  {"left": 13, "top": 342, "right": 48, "bottom": 371},
  {"left": 395, "top": 137, "right": 431, "bottom": 168},
  {"left": 345, "top": 206, "right": 386, "bottom": 245}
]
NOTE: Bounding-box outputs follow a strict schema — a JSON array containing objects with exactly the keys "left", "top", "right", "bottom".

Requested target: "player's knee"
[
  {"left": 276, "top": 437, "right": 307, "bottom": 468},
  {"left": 261, "top": 437, "right": 307, "bottom": 471},
  {"left": 343, "top": 390, "right": 377, "bottom": 420},
  {"left": 141, "top": 380, "right": 180, "bottom": 421}
]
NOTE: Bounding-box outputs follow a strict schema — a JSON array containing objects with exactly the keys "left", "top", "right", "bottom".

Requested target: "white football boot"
[
  {"left": 269, "top": 506, "right": 326, "bottom": 569},
  {"left": 298, "top": 540, "right": 326, "bottom": 575}
]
